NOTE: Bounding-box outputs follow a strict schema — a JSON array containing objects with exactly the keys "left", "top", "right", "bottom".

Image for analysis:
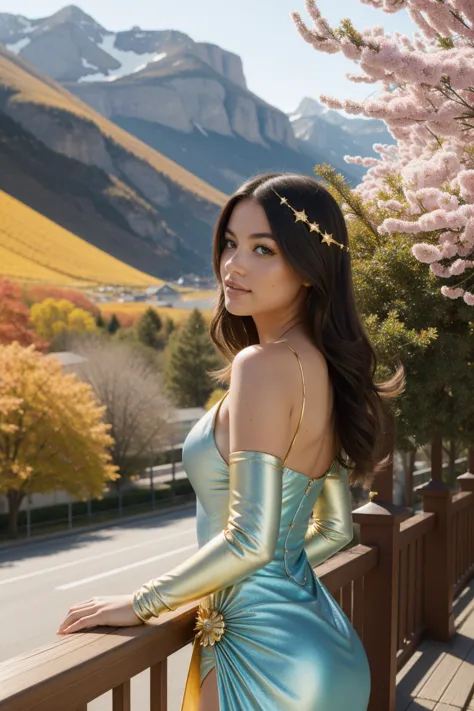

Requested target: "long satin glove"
[
  {"left": 132, "top": 450, "right": 283, "bottom": 622},
  {"left": 304, "top": 463, "right": 354, "bottom": 569}
]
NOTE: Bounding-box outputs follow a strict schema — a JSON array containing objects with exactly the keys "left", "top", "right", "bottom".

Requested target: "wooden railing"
[
  {"left": 397, "top": 512, "right": 435, "bottom": 669},
  {"left": 1, "top": 469, "right": 474, "bottom": 711},
  {"left": 318, "top": 544, "right": 378, "bottom": 646},
  {"left": 452, "top": 488, "right": 474, "bottom": 595}
]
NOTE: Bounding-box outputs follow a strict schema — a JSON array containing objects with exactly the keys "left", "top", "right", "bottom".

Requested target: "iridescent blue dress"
[{"left": 177, "top": 343, "right": 371, "bottom": 710}]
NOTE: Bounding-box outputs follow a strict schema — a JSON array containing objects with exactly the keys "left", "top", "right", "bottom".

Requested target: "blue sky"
[{"left": 8, "top": 1, "right": 414, "bottom": 113}]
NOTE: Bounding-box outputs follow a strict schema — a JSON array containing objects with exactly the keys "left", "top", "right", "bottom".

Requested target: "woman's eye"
[
  {"left": 223, "top": 238, "right": 274, "bottom": 256},
  {"left": 255, "top": 244, "right": 274, "bottom": 256}
]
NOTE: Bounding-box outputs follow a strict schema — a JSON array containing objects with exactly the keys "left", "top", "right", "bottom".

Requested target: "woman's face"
[{"left": 219, "top": 198, "right": 307, "bottom": 319}]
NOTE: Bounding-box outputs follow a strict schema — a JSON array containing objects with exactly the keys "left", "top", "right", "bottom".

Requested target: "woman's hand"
[{"left": 57, "top": 594, "right": 145, "bottom": 635}]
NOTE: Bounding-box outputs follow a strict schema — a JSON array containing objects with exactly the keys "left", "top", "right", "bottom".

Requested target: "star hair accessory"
[{"left": 272, "top": 190, "right": 349, "bottom": 252}]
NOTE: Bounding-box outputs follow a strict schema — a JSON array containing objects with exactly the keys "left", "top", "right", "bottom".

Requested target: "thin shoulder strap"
[
  {"left": 281, "top": 342, "right": 305, "bottom": 466},
  {"left": 221, "top": 344, "right": 305, "bottom": 466}
]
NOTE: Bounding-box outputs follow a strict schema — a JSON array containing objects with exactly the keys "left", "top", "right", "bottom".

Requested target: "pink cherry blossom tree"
[{"left": 292, "top": 0, "right": 474, "bottom": 305}]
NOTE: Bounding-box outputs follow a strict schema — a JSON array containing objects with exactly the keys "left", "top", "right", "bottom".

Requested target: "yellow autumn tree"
[
  {"left": 0, "top": 343, "right": 118, "bottom": 538},
  {"left": 30, "top": 298, "right": 97, "bottom": 341}
]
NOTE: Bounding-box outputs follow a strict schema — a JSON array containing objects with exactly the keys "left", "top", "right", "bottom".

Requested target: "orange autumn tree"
[
  {"left": 0, "top": 343, "right": 118, "bottom": 537},
  {"left": 0, "top": 279, "right": 46, "bottom": 349}
]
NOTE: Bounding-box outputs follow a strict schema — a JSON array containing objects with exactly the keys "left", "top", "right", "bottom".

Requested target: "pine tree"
[
  {"left": 164, "top": 309, "right": 221, "bottom": 407},
  {"left": 136, "top": 307, "right": 162, "bottom": 349},
  {"left": 96, "top": 312, "right": 106, "bottom": 329},
  {"left": 107, "top": 314, "right": 121, "bottom": 335},
  {"left": 164, "top": 316, "right": 176, "bottom": 337}
]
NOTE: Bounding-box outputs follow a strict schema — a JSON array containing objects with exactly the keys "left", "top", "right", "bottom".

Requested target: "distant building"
[
  {"left": 45, "top": 351, "right": 88, "bottom": 376},
  {"left": 167, "top": 406, "right": 206, "bottom": 444},
  {"left": 145, "top": 284, "right": 180, "bottom": 301},
  {"left": 176, "top": 276, "right": 197, "bottom": 287},
  {"left": 175, "top": 275, "right": 216, "bottom": 289}
]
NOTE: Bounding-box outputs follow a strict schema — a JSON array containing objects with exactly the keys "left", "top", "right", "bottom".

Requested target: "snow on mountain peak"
[{"left": 78, "top": 33, "right": 167, "bottom": 83}]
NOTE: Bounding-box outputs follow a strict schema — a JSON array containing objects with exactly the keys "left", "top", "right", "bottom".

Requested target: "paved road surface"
[{"left": 0, "top": 504, "right": 198, "bottom": 711}]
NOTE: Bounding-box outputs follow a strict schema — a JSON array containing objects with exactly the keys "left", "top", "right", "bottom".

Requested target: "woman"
[{"left": 57, "top": 173, "right": 405, "bottom": 710}]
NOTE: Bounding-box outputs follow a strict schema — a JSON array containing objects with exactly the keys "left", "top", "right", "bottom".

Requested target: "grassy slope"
[{"left": 0, "top": 190, "right": 162, "bottom": 287}]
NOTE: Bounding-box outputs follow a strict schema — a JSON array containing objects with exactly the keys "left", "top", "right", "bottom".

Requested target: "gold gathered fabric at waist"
[
  {"left": 181, "top": 600, "right": 225, "bottom": 710},
  {"left": 181, "top": 636, "right": 202, "bottom": 711}
]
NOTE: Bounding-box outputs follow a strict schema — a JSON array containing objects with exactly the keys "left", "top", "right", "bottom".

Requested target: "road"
[{"left": 0, "top": 503, "right": 199, "bottom": 711}]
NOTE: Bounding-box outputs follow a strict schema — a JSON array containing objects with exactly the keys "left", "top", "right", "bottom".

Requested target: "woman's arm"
[
  {"left": 304, "top": 464, "right": 354, "bottom": 569},
  {"left": 132, "top": 344, "right": 293, "bottom": 622}
]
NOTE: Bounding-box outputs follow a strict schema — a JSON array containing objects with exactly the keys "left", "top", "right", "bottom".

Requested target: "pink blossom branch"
[{"left": 292, "top": 0, "right": 474, "bottom": 302}]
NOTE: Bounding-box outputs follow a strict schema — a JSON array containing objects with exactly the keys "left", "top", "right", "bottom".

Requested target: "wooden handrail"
[
  {"left": 1, "top": 482, "right": 474, "bottom": 711},
  {"left": 399, "top": 512, "right": 435, "bottom": 545},
  {"left": 316, "top": 544, "right": 378, "bottom": 591},
  {"left": 452, "top": 487, "right": 474, "bottom": 595},
  {"left": 0, "top": 544, "right": 378, "bottom": 711},
  {"left": 0, "top": 603, "right": 195, "bottom": 711},
  {"left": 452, "top": 491, "right": 473, "bottom": 512}
]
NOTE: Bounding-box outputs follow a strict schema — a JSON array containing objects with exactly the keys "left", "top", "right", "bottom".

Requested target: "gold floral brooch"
[{"left": 194, "top": 605, "right": 225, "bottom": 647}]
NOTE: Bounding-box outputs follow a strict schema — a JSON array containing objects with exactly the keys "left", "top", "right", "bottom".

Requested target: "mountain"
[
  {"left": 289, "top": 97, "right": 393, "bottom": 180},
  {"left": 0, "top": 43, "right": 226, "bottom": 279},
  {"left": 0, "top": 6, "right": 247, "bottom": 88},
  {"left": 0, "top": 6, "right": 361, "bottom": 194}
]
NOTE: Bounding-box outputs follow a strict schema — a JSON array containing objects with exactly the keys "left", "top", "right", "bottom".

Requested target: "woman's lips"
[{"left": 225, "top": 285, "right": 251, "bottom": 296}]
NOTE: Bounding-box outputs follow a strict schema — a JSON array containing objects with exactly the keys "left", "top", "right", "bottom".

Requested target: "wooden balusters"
[
  {"left": 150, "top": 660, "right": 167, "bottom": 711},
  {"left": 113, "top": 680, "right": 131, "bottom": 711}
]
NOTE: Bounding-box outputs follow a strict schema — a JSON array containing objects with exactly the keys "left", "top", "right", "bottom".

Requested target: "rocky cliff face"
[
  {"left": 5, "top": 95, "right": 219, "bottom": 236},
  {"left": 0, "top": 6, "right": 299, "bottom": 159},
  {"left": 0, "top": 7, "right": 379, "bottom": 211},
  {"left": 69, "top": 54, "right": 296, "bottom": 151}
]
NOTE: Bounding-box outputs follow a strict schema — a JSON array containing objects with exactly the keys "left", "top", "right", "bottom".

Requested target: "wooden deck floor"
[{"left": 397, "top": 579, "right": 474, "bottom": 711}]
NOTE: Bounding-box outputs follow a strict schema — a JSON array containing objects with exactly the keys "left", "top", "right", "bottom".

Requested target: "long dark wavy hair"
[{"left": 208, "top": 172, "right": 405, "bottom": 487}]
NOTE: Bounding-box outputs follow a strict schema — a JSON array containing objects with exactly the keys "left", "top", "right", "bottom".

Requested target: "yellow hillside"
[
  {"left": 0, "top": 190, "right": 162, "bottom": 287},
  {"left": 0, "top": 47, "right": 227, "bottom": 207}
]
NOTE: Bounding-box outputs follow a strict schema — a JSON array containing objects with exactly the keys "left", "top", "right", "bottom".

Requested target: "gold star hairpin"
[{"left": 272, "top": 190, "right": 349, "bottom": 252}]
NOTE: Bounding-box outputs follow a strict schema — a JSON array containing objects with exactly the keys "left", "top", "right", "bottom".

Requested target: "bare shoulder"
[
  {"left": 227, "top": 343, "right": 298, "bottom": 459},
  {"left": 232, "top": 342, "right": 292, "bottom": 380},
  {"left": 232, "top": 340, "right": 328, "bottom": 393}
]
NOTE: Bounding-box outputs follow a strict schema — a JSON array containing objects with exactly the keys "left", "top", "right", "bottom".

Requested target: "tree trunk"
[
  {"left": 403, "top": 450, "right": 416, "bottom": 508},
  {"left": 7, "top": 489, "right": 25, "bottom": 539},
  {"left": 431, "top": 436, "right": 443, "bottom": 482},
  {"left": 448, "top": 440, "right": 457, "bottom": 486}
]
